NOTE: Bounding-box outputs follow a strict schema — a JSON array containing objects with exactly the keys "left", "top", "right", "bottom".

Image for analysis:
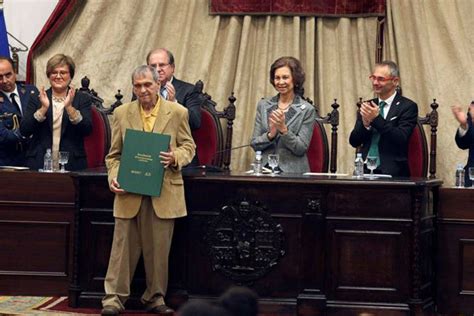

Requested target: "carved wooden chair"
[
  {"left": 408, "top": 99, "right": 438, "bottom": 178},
  {"left": 192, "top": 80, "right": 236, "bottom": 170},
  {"left": 355, "top": 98, "right": 438, "bottom": 178},
  {"left": 305, "top": 98, "right": 339, "bottom": 173},
  {"left": 79, "top": 76, "right": 114, "bottom": 168}
]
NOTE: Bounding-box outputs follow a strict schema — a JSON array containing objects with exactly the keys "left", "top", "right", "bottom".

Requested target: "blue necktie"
[
  {"left": 367, "top": 101, "right": 387, "bottom": 166},
  {"left": 160, "top": 87, "right": 168, "bottom": 100}
]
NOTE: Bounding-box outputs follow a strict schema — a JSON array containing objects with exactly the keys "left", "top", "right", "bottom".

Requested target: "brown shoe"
[
  {"left": 101, "top": 305, "right": 120, "bottom": 316},
  {"left": 148, "top": 304, "right": 174, "bottom": 314}
]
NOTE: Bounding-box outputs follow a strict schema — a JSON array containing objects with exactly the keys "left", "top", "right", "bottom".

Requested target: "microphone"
[
  {"left": 213, "top": 143, "right": 253, "bottom": 155},
  {"left": 186, "top": 142, "right": 264, "bottom": 172}
]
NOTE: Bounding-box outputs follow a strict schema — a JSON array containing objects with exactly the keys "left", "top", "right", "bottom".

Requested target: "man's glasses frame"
[
  {"left": 150, "top": 63, "right": 171, "bottom": 70},
  {"left": 369, "top": 75, "right": 396, "bottom": 83}
]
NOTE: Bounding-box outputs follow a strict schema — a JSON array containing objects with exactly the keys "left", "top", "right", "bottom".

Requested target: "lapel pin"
[{"left": 396, "top": 101, "right": 400, "bottom": 105}]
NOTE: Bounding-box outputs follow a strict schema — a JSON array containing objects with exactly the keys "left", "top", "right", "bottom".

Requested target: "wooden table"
[
  {"left": 437, "top": 187, "right": 474, "bottom": 314},
  {"left": 68, "top": 169, "right": 441, "bottom": 315},
  {"left": 0, "top": 170, "right": 75, "bottom": 295}
]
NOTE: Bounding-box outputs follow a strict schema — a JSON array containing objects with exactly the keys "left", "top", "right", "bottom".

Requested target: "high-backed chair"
[
  {"left": 79, "top": 77, "right": 113, "bottom": 168},
  {"left": 84, "top": 107, "right": 110, "bottom": 168},
  {"left": 355, "top": 97, "right": 438, "bottom": 178},
  {"left": 306, "top": 98, "right": 340, "bottom": 173},
  {"left": 408, "top": 99, "right": 438, "bottom": 178},
  {"left": 192, "top": 80, "right": 236, "bottom": 170}
]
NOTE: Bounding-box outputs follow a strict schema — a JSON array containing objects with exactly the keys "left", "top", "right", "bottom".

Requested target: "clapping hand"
[
  {"left": 269, "top": 109, "right": 288, "bottom": 134},
  {"left": 164, "top": 81, "right": 176, "bottom": 102},
  {"left": 360, "top": 101, "right": 379, "bottom": 126},
  {"left": 64, "top": 86, "right": 76, "bottom": 110},
  {"left": 38, "top": 86, "right": 50, "bottom": 116},
  {"left": 451, "top": 103, "right": 474, "bottom": 129}
]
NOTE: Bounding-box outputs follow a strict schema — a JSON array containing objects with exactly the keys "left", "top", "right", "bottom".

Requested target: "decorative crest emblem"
[{"left": 206, "top": 200, "right": 285, "bottom": 283}]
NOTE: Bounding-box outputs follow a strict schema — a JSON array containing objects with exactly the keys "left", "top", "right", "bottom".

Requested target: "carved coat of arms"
[{"left": 206, "top": 200, "right": 285, "bottom": 283}]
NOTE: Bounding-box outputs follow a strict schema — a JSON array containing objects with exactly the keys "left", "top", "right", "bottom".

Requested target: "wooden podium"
[
  {"left": 0, "top": 171, "right": 75, "bottom": 295},
  {"left": 68, "top": 170, "right": 440, "bottom": 315}
]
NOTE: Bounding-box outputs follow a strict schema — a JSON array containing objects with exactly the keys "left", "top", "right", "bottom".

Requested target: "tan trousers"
[{"left": 102, "top": 196, "right": 175, "bottom": 311}]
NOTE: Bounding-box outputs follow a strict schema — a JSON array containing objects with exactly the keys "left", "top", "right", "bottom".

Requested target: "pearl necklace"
[
  {"left": 52, "top": 95, "right": 66, "bottom": 103},
  {"left": 278, "top": 102, "right": 291, "bottom": 111}
]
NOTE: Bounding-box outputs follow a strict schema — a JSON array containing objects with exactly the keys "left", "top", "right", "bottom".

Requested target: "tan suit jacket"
[{"left": 106, "top": 99, "right": 196, "bottom": 219}]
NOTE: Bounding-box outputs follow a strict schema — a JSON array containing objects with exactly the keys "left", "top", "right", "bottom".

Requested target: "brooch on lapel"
[
  {"left": 396, "top": 101, "right": 400, "bottom": 105},
  {"left": 301, "top": 104, "right": 306, "bottom": 110}
]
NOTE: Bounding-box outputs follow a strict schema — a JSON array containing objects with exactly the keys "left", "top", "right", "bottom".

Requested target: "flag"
[{"left": 0, "top": 6, "right": 10, "bottom": 58}]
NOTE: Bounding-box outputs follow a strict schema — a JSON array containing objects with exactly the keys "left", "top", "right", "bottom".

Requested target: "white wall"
[{"left": 4, "top": 0, "right": 58, "bottom": 81}]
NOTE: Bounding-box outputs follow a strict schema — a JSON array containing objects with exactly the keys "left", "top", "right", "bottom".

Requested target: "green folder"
[{"left": 118, "top": 129, "right": 171, "bottom": 197}]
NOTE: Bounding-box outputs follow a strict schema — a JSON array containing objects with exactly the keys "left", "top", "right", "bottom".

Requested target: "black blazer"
[
  {"left": 172, "top": 78, "right": 203, "bottom": 130},
  {"left": 349, "top": 93, "right": 418, "bottom": 177},
  {"left": 455, "top": 111, "right": 474, "bottom": 187},
  {"left": 20, "top": 88, "right": 92, "bottom": 171}
]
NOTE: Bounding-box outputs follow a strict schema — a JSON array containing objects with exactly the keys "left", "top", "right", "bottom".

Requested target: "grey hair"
[
  {"left": 376, "top": 60, "right": 400, "bottom": 77},
  {"left": 131, "top": 65, "right": 159, "bottom": 83}
]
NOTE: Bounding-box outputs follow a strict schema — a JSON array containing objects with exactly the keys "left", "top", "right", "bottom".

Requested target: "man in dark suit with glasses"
[{"left": 349, "top": 60, "right": 418, "bottom": 177}]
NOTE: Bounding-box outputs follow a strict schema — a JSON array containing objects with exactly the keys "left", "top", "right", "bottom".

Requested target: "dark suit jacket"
[
  {"left": 0, "top": 83, "right": 39, "bottom": 166},
  {"left": 455, "top": 112, "right": 474, "bottom": 187},
  {"left": 172, "top": 78, "right": 202, "bottom": 130},
  {"left": 349, "top": 93, "right": 418, "bottom": 177},
  {"left": 20, "top": 88, "right": 93, "bottom": 171}
]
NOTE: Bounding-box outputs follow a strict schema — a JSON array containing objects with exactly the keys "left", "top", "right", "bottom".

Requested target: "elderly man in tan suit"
[{"left": 101, "top": 65, "right": 195, "bottom": 315}]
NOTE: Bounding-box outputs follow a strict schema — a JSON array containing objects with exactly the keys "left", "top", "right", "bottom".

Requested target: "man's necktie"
[
  {"left": 367, "top": 101, "right": 387, "bottom": 166},
  {"left": 160, "top": 87, "right": 168, "bottom": 100},
  {"left": 11, "top": 93, "right": 22, "bottom": 115}
]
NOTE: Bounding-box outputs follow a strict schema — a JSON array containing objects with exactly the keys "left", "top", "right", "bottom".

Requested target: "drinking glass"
[
  {"left": 469, "top": 167, "right": 474, "bottom": 187},
  {"left": 268, "top": 154, "right": 280, "bottom": 176},
  {"left": 366, "top": 156, "right": 378, "bottom": 178},
  {"left": 59, "top": 151, "right": 69, "bottom": 173}
]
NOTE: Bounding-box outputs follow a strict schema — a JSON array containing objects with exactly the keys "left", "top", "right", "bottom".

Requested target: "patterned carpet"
[
  {"left": 0, "top": 296, "right": 59, "bottom": 315},
  {"left": 0, "top": 296, "right": 292, "bottom": 315},
  {"left": 0, "top": 296, "right": 152, "bottom": 315}
]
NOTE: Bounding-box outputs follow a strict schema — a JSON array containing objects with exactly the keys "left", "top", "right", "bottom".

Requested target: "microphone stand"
[{"left": 184, "top": 143, "right": 256, "bottom": 173}]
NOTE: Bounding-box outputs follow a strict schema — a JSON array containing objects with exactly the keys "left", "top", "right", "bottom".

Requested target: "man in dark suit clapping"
[
  {"left": 146, "top": 48, "right": 202, "bottom": 131},
  {"left": 451, "top": 101, "right": 474, "bottom": 187},
  {"left": 349, "top": 60, "right": 418, "bottom": 177}
]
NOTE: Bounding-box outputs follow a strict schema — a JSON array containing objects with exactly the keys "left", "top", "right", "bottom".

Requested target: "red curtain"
[
  {"left": 210, "top": 0, "right": 385, "bottom": 17},
  {"left": 26, "top": 0, "right": 79, "bottom": 83}
]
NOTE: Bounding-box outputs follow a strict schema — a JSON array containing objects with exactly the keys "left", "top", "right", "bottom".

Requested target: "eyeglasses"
[
  {"left": 369, "top": 75, "right": 395, "bottom": 83},
  {"left": 50, "top": 71, "right": 70, "bottom": 78},
  {"left": 150, "top": 63, "right": 170, "bottom": 70}
]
